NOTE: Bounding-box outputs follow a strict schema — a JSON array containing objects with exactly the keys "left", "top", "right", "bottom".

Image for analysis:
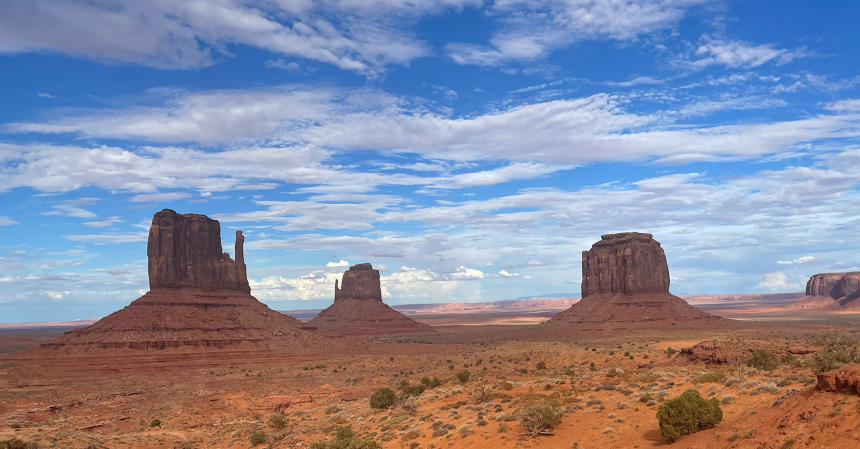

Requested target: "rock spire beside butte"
[
  {"left": 308, "top": 263, "right": 434, "bottom": 335},
  {"left": 548, "top": 232, "right": 724, "bottom": 328},
  {"left": 15, "top": 209, "right": 336, "bottom": 367},
  {"left": 786, "top": 272, "right": 860, "bottom": 310}
]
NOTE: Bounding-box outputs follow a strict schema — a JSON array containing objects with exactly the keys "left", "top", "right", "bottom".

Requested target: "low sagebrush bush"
[
  {"left": 370, "top": 387, "right": 398, "bottom": 410},
  {"left": 656, "top": 390, "right": 723, "bottom": 443},
  {"left": 456, "top": 370, "right": 471, "bottom": 383},
  {"left": 250, "top": 431, "right": 267, "bottom": 446},
  {"left": 746, "top": 350, "right": 780, "bottom": 371},
  {"left": 421, "top": 376, "right": 443, "bottom": 388},
  {"left": 269, "top": 413, "right": 286, "bottom": 429},
  {"left": 398, "top": 380, "right": 428, "bottom": 398},
  {"left": 810, "top": 333, "right": 860, "bottom": 374},
  {"left": 0, "top": 438, "right": 28, "bottom": 449},
  {"left": 310, "top": 426, "right": 381, "bottom": 449},
  {"left": 692, "top": 372, "right": 725, "bottom": 384},
  {"left": 518, "top": 403, "right": 562, "bottom": 437}
]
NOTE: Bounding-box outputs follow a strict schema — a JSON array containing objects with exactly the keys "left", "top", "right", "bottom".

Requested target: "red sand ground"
[{"left": 3, "top": 293, "right": 860, "bottom": 449}]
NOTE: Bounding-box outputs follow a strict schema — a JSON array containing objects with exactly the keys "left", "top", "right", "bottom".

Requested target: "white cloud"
[
  {"left": 326, "top": 260, "right": 350, "bottom": 267},
  {"left": 448, "top": 0, "right": 709, "bottom": 66},
  {"left": 36, "top": 93, "right": 56, "bottom": 98},
  {"left": 265, "top": 59, "right": 303, "bottom": 73},
  {"left": 677, "top": 36, "right": 808, "bottom": 70},
  {"left": 825, "top": 98, "right": 860, "bottom": 112},
  {"left": 8, "top": 87, "right": 860, "bottom": 171},
  {"left": 0, "top": 217, "right": 17, "bottom": 225},
  {"left": 41, "top": 199, "right": 99, "bottom": 218},
  {"left": 250, "top": 272, "right": 341, "bottom": 301},
  {"left": 776, "top": 256, "right": 816, "bottom": 265},
  {"left": 82, "top": 217, "right": 123, "bottom": 228},
  {"left": 755, "top": 271, "right": 805, "bottom": 292},
  {"left": 63, "top": 232, "right": 149, "bottom": 244},
  {"left": 0, "top": 0, "right": 466, "bottom": 76},
  {"left": 602, "top": 76, "right": 666, "bottom": 87},
  {"left": 130, "top": 192, "right": 191, "bottom": 202}
]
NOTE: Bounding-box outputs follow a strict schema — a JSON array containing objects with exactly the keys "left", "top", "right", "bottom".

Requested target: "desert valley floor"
[{"left": 3, "top": 300, "right": 860, "bottom": 449}]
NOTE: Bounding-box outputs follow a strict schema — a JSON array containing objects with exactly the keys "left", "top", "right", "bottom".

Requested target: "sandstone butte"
[
  {"left": 11, "top": 209, "right": 339, "bottom": 366},
  {"left": 308, "top": 263, "right": 434, "bottom": 335},
  {"left": 786, "top": 271, "right": 860, "bottom": 310},
  {"left": 548, "top": 232, "right": 724, "bottom": 328}
]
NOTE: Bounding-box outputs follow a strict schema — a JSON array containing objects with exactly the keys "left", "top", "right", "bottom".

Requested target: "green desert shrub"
[
  {"left": 369, "top": 387, "right": 398, "bottom": 410},
  {"left": 656, "top": 389, "right": 723, "bottom": 443},
  {"left": 810, "top": 333, "right": 860, "bottom": 374},
  {"left": 456, "top": 370, "right": 471, "bottom": 383},
  {"left": 310, "top": 426, "right": 382, "bottom": 449},
  {"left": 518, "top": 403, "right": 562, "bottom": 437},
  {"left": 746, "top": 350, "right": 780, "bottom": 371},
  {"left": 421, "top": 376, "right": 442, "bottom": 388},
  {"left": 0, "top": 439, "right": 29, "bottom": 449},
  {"left": 397, "top": 380, "right": 427, "bottom": 398},
  {"left": 150, "top": 419, "right": 161, "bottom": 427},
  {"left": 269, "top": 413, "right": 286, "bottom": 429},
  {"left": 692, "top": 372, "right": 725, "bottom": 384},
  {"left": 536, "top": 361, "right": 547, "bottom": 370},
  {"left": 250, "top": 431, "right": 267, "bottom": 446}
]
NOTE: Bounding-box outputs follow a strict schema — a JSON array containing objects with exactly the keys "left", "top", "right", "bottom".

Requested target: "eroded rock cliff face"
[
  {"left": 148, "top": 209, "right": 250, "bottom": 293},
  {"left": 581, "top": 232, "right": 670, "bottom": 297},
  {"left": 310, "top": 263, "right": 433, "bottom": 335},
  {"left": 786, "top": 272, "right": 860, "bottom": 310},
  {"left": 549, "top": 232, "right": 723, "bottom": 327},
  {"left": 334, "top": 263, "right": 382, "bottom": 301},
  {"left": 805, "top": 273, "right": 845, "bottom": 298}
]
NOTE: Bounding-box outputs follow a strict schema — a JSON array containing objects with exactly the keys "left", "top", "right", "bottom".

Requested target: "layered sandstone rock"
[
  {"left": 309, "top": 263, "right": 434, "bottom": 335},
  {"left": 549, "top": 232, "right": 723, "bottom": 327},
  {"left": 148, "top": 209, "right": 250, "bottom": 293},
  {"left": 17, "top": 210, "right": 336, "bottom": 360},
  {"left": 334, "top": 263, "right": 382, "bottom": 301},
  {"left": 835, "top": 272, "right": 860, "bottom": 301},
  {"left": 581, "top": 232, "right": 670, "bottom": 297},
  {"left": 786, "top": 272, "right": 860, "bottom": 310}
]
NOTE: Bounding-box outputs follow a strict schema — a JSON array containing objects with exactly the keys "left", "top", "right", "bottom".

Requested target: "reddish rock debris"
[{"left": 817, "top": 364, "right": 860, "bottom": 393}]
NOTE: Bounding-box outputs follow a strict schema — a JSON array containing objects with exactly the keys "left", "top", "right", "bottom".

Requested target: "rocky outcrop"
[
  {"left": 679, "top": 340, "right": 814, "bottom": 366},
  {"left": 805, "top": 273, "right": 845, "bottom": 298},
  {"left": 148, "top": 209, "right": 250, "bottom": 293},
  {"left": 549, "top": 232, "right": 723, "bottom": 327},
  {"left": 310, "top": 263, "right": 434, "bottom": 335},
  {"left": 581, "top": 232, "right": 670, "bottom": 297},
  {"left": 817, "top": 364, "right": 860, "bottom": 393},
  {"left": 17, "top": 210, "right": 337, "bottom": 360},
  {"left": 834, "top": 272, "right": 860, "bottom": 301},
  {"left": 786, "top": 272, "right": 860, "bottom": 310},
  {"left": 334, "top": 263, "right": 382, "bottom": 301}
]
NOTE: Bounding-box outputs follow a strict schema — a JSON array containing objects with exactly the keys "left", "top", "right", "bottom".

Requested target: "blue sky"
[{"left": 1, "top": 0, "right": 860, "bottom": 323}]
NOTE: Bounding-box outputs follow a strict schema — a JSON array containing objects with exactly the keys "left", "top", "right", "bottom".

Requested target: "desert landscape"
[{"left": 2, "top": 212, "right": 860, "bottom": 449}]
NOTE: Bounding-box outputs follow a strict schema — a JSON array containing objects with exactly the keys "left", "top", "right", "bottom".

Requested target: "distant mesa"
[
  {"left": 786, "top": 272, "right": 860, "bottom": 310},
  {"left": 12, "top": 209, "right": 337, "bottom": 364},
  {"left": 308, "top": 263, "right": 434, "bottom": 335},
  {"left": 548, "top": 232, "right": 724, "bottom": 328}
]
